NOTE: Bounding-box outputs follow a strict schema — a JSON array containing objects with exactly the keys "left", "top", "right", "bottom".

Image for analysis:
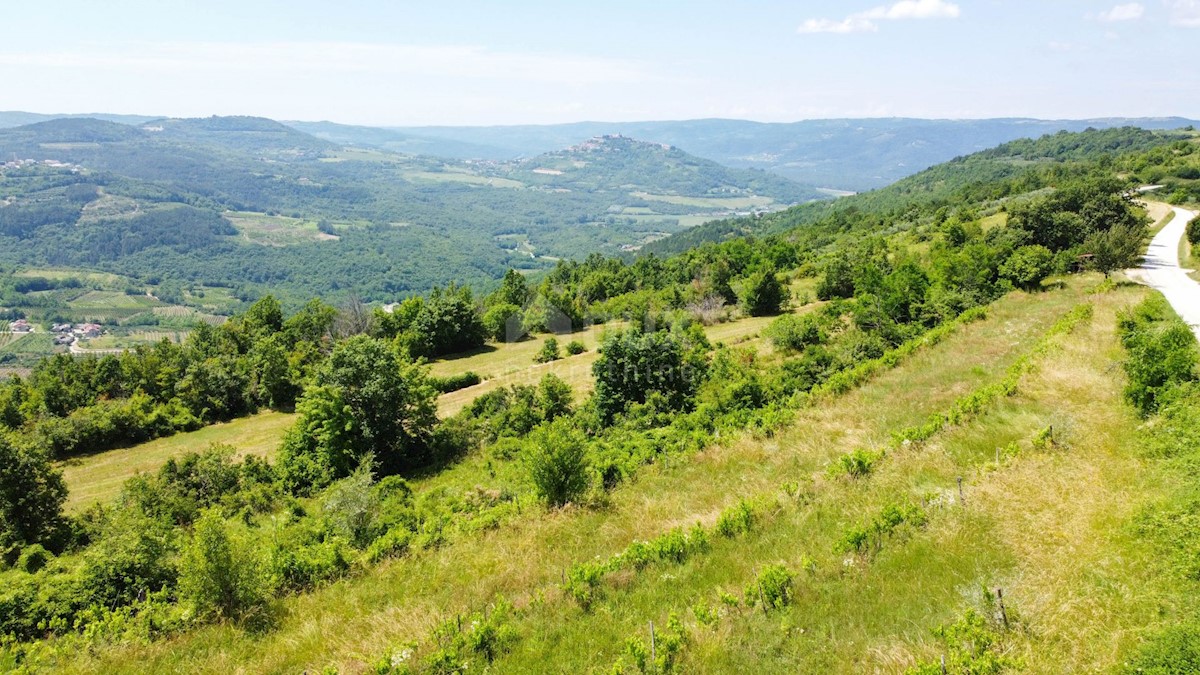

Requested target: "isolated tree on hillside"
[
  {"left": 278, "top": 336, "right": 436, "bottom": 491},
  {"left": 526, "top": 419, "right": 590, "bottom": 508},
  {"left": 592, "top": 329, "right": 707, "bottom": 423},
  {"left": 740, "top": 267, "right": 789, "bottom": 316},
  {"left": 1084, "top": 223, "right": 1144, "bottom": 277}
]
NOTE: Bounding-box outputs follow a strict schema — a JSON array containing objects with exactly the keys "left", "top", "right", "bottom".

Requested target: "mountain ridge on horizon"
[{"left": 2, "top": 111, "right": 1197, "bottom": 191}]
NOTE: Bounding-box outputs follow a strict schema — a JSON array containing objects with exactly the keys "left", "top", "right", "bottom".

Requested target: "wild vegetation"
[{"left": 0, "top": 126, "right": 1197, "bottom": 673}]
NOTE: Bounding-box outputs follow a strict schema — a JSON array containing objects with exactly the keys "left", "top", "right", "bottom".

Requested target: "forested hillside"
[
  {"left": 0, "top": 117, "right": 816, "bottom": 305},
  {"left": 2, "top": 127, "right": 1200, "bottom": 673}
]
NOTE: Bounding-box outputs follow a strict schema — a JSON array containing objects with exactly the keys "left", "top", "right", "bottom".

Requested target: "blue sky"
[{"left": 1, "top": 0, "right": 1197, "bottom": 125}]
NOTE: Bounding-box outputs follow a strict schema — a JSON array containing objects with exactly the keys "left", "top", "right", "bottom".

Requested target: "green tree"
[
  {"left": 278, "top": 336, "right": 437, "bottom": 490},
  {"left": 493, "top": 269, "right": 531, "bottom": 308},
  {"left": 740, "top": 267, "right": 789, "bottom": 316},
  {"left": 534, "top": 337, "right": 561, "bottom": 364},
  {"left": 0, "top": 437, "right": 66, "bottom": 551},
  {"left": 1083, "top": 223, "right": 1144, "bottom": 277},
  {"left": 415, "top": 285, "right": 487, "bottom": 356},
  {"left": 526, "top": 420, "right": 590, "bottom": 507},
  {"left": 1187, "top": 215, "right": 1200, "bottom": 246},
  {"left": 592, "top": 329, "right": 706, "bottom": 423},
  {"left": 241, "top": 294, "right": 283, "bottom": 340},
  {"left": 482, "top": 302, "right": 523, "bottom": 342},
  {"left": 178, "top": 509, "right": 271, "bottom": 623},
  {"left": 999, "top": 245, "right": 1054, "bottom": 291},
  {"left": 817, "top": 253, "right": 856, "bottom": 301}
]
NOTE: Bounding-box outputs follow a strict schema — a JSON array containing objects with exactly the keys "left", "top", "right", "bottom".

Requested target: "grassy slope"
[
  {"left": 59, "top": 412, "right": 295, "bottom": 511},
  {"left": 59, "top": 307, "right": 806, "bottom": 510},
  {"left": 59, "top": 278, "right": 1101, "bottom": 673}
]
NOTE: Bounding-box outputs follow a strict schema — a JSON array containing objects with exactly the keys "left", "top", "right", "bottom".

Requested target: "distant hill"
[
  {"left": 489, "top": 134, "right": 819, "bottom": 203},
  {"left": 0, "top": 111, "right": 160, "bottom": 129},
  {"left": 285, "top": 120, "right": 511, "bottom": 160},
  {"left": 0, "top": 117, "right": 818, "bottom": 301},
  {"left": 143, "top": 116, "right": 337, "bottom": 157},
  {"left": 643, "top": 125, "right": 1191, "bottom": 255},
  {"left": 380, "top": 117, "right": 1200, "bottom": 191}
]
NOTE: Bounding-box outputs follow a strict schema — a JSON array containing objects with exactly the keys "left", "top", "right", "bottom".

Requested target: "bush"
[
  {"left": 1188, "top": 215, "right": 1200, "bottom": 247},
  {"left": 740, "top": 267, "right": 789, "bottom": 316},
  {"left": 482, "top": 302, "right": 523, "bottom": 343},
  {"left": 534, "top": 337, "right": 561, "bottom": 364},
  {"left": 999, "top": 244, "right": 1054, "bottom": 291},
  {"left": 765, "top": 313, "right": 826, "bottom": 351},
  {"left": 0, "top": 436, "right": 67, "bottom": 552},
  {"left": 1123, "top": 620, "right": 1200, "bottom": 674},
  {"left": 1119, "top": 299, "right": 1198, "bottom": 416},
  {"left": 565, "top": 340, "right": 586, "bottom": 355},
  {"left": 747, "top": 564, "right": 794, "bottom": 609},
  {"left": 830, "top": 448, "right": 883, "bottom": 479},
  {"left": 715, "top": 499, "right": 754, "bottom": 537},
  {"left": 592, "top": 329, "right": 707, "bottom": 423},
  {"left": 526, "top": 420, "right": 590, "bottom": 507},
  {"left": 178, "top": 509, "right": 271, "bottom": 623},
  {"left": 429, "top": 371, "right": 482, "bottom": 394},
  {"left": 16, "top": 544, "right": 52, "bottom": 573}
]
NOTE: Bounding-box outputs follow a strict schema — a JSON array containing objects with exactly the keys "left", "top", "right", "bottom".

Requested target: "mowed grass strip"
[
  {"left": 59, "top": 411, "right": 295, "bottom": 511},
  {"left": 61, "top": 282, "right": 1090, "bottom": 674}
]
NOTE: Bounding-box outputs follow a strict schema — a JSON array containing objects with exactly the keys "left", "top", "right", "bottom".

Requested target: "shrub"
[
  {"left": 1119, "top": 299, "right": 1198, "bottom": 416},
  {"left": 1188, "top": 215, "right": 1200, "bottom": 246},
  {"left": 526, "top": 420, "right": 591, "bottom": 507},
  {"left": 80, "top": 505, "right": 177, "bottom": 608},
  {"left": 178, "top": 509, "right": 271, "bottom": 623},
  {"left": 534, "top": 337, "right": 561, "bottom": 364},
  {"left": 999, "top": 244, "right": 1054, "bottom": 291},
  {"left": 429, "top": 371, "right": 482, "bottom": 394},
  {"left": 16, "top": 544, "right": 52, "bottom": 573},
  {"left": 830, "top": 448, "right": 883, "bottom": 479},
  {"left": 482, "top": 302, "right": 523, "bottom": 342},
  {"left": 593, "top": 329, "right": 707, "bottom": 423},
  {"left": 565, "top": 561, "right": 605, "bottom": 609},
  {"left": 565, "top": 340, "right": 586, "bottom": 355},
  {"left": 747, "top": 564, "right": 794, "bottom": 609},
  {"left": 715, "top": 499, "right": 755, "bottom": 537},
  {"left": 365, "top": 527, "right": 412, "bottom": 564},
  {"left": 0, "top": 436, "right": 67, "bottom": 551},
  {"left": 323, "top": 464, "right": 381, "bottom": 548},
  {"left": 1122, "top": 620, "right": 1200, "bottom": 675},
  {"left": 740, "top": 267, "right": 789, "bottom": 316},
  {"left": 765, "top": 313, "right": 826, "bottom": 351}
]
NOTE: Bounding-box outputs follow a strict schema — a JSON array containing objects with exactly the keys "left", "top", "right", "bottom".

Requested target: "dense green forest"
[
  {"left": 0, "top": 117, "right": 820, "bottom": 305},
  {"left": 2, "top": 126, "right": 1198, "bottom": 672}
]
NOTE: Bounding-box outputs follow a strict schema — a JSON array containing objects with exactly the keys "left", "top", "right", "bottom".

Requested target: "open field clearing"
[
  {"left": 403, "top": 170, "right": 524, "bottom": 188},
  {"left": 60, "top": 412, "right": 295, "bottom": 511},
  {"left": 630, "top": 191, "right": 775, "bottom": 209},
  {"left": 53, "top": 279, "right": 1105, "bottom": 674},
  {"left": 225, "top": 211, "right": 339, "bottom": 246}
]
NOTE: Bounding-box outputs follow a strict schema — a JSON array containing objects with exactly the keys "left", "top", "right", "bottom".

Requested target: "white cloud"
[
  {"left": 1165, "top": 0, "right": 1200, "bottom": 26},
  {"left": 856, "top": 0, "right": 961, "bottom": 20},
  {"left": 797, "top": 18, "right": 878, "bottom": 34},
  {"left": 1096, "top": 3, "right": 1145, "bottom": 21},
  {"left": 798, "top": 0, "right": 960, "bottom": 34}
]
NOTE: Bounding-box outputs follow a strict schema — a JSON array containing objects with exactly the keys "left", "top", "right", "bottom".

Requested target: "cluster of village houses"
[{"left": 7, "top": 319, "right": 103, "bottom": 344}]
